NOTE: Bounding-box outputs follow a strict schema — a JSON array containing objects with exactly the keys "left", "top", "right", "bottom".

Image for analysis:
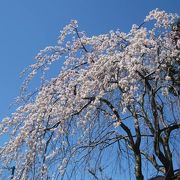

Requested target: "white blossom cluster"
[{"left": 0, "top": 9, "right": 179, "bottom": 179}]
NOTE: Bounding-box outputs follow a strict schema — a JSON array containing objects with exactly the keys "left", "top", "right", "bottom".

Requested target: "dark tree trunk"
[
  {"left": 164, "top": 161, "right": 174, "bottom": 180},
  {"left": 135, "top": 150, "right": 144, "bottom": 180}
]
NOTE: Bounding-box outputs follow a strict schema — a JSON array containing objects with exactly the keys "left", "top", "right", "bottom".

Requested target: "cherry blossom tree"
[{"left": 0, "top": 9, "right": 179, "bottom": 180}]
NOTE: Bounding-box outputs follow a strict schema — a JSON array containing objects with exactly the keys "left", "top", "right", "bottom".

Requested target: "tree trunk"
[
  {"left": 135, "top": 151, "right": 144, "bottom": 180},
  {"left": 164, "top": 161, "right": 174, "bottom": 180}
]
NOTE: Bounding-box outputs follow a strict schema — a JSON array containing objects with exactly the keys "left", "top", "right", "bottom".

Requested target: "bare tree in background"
[{"left": 0, "top": 9, "right": 179, "bottom": 180}]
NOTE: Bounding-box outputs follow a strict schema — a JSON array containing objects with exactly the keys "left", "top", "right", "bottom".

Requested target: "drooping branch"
[
  {"left": 99, "top": 98, "right": 135, "bottom": 148},
  {"left": 160, "top": 123, "right": 180, "bottom": 134}
]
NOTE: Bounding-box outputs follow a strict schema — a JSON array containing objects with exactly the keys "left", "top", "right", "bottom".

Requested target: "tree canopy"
[{"left": 0, "top": 9, "right": 179, "bottom": 179}]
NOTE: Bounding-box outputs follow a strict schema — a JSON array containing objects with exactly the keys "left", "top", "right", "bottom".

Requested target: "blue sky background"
[{"left": 0, "top": 1, "right": 179, "bottom": 179}]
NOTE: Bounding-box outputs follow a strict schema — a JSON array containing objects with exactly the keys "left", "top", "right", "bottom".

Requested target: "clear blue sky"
[
  {"left": 0, "top": 0, "right": 179, "bottom": 179},
  {"left": 0, "top": 0, "right": 179, "bottom": 119}
]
